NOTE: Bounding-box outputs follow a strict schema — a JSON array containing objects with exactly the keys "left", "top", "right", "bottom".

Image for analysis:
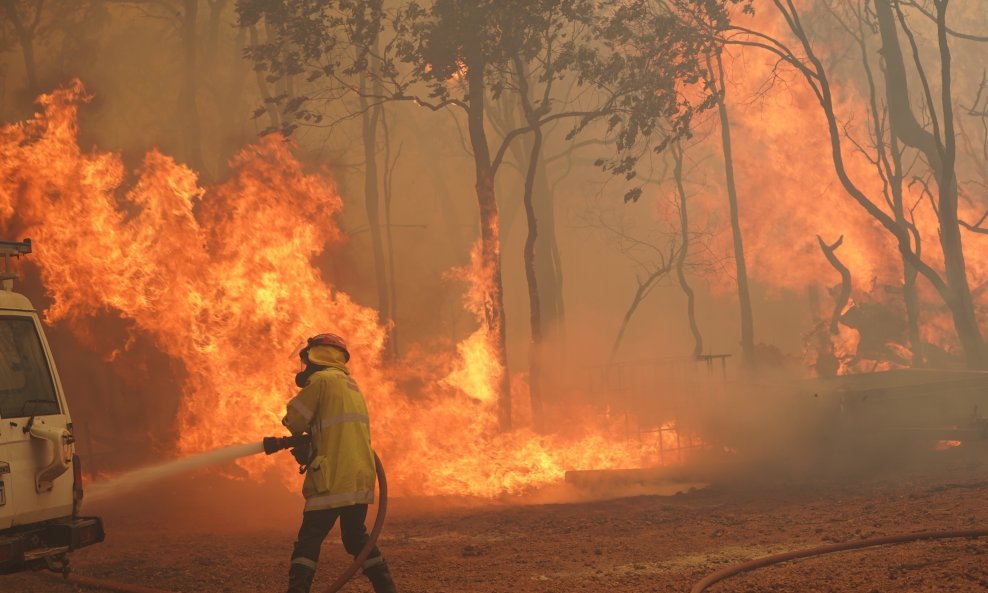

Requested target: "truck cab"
[{"left": 0, "top": 239, "right": 103, "bottom": 575}]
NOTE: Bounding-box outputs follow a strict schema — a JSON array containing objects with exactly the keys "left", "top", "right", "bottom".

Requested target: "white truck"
[{"left": 0, "top": 238, "right": 104, "bottom": 575}]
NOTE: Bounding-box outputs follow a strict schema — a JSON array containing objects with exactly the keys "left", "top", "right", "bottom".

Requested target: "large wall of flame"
[
  {"left": 0, "top": 83, "right": 669, "bottom": 497},
  {"left": 0, "top": 1, "right": 986, "bottom": 493}
]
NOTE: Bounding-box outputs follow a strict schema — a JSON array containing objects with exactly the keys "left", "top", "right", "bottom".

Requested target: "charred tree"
[
  {"left": 817, "top": 235, "right": 851, "bottom": 335},
  {"left": 534, "top": 159, "right": 566, "bottom": 339},
  {"left": 178, "top": 0, "right": 205, "bottom": 172},
  {"left": 465, "top": 53, "right": 512, "bottom": 431},
  {"left": 214, "top": 18, "right": 247, "bottom": 177},
  {"left": 723, "top": 0, "right": 985, "bottom": 369},
  {"left": 490, "top": 93, "right": 566, "bottom": 345},
  {"left": 807, "top": 285, "right": 840, "bottom": 377},
  {"left": 709, "top": 49, "right": 755, "bottom": 366},
  {"left": 381, "top": 110, "right": 402, "bottom": 358},
  {"left": 514, "top": 56, "right": 548, "bottom": 431},
  {"left": 355, "top": 7, "right": 395, "bottom": 360},
  {"left": 1, "top": 0, "right": 42, "bottom": 97},
  {"left": 672, "top": 142, "right": 703, "bottom": 359},
  {"left": 358, "top": 88, "right": 392, "bottom": 358},
  {"left": 873, "top": 0, "right": 976, "bottom": 365},
  {"left": 846, "top": 4, "right": 924, "bottom": 366}
]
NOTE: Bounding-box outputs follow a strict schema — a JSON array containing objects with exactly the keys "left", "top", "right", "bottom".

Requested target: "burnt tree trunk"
[
  {"left": 903, "top": 227, "right": 922, "bottom": 365},
  {"left": 672, "top": 143, "right": 703, "bottom": 358},
  {"left": 711, "top": 51, "right": 755, "bottom": 366},
  {"left": 515, "top": 57, "right": 545, "bottom": 432},
  {"left": 381, "top": 110, "right": 401, "bottom": 358},
  {"left": 854, "top": 9, "right": 924, "bottom": 367},
  {"left": 355, "top": 5, "right": 394, "bottom": 358},
  {"left": 2, "top": 0, "right": 42, "bottom": 97},
  {"left": 358, "top": 76, "right": 393, "bottom": 358},
  {"left": 521, "top": 122, "right": 544, "bottom": 431},
  {"left": 760, "top": 0, "right": 980, "bottom": 371},
  {"left": 467, "top": 55, "right": 511, "bottom": 431},
  {"left": 817, "top": 235, "right": 851, "bottom": 335},
  {"left": 875, "top": 0, "right": 983, "bottom": 367},
  {"left": 886, "top": 130, "right": 924, "bottom": 364},
  {"left": 502, "top": 112, "right": 566, "bottom": 344},
  {"left": 178, "top": 0, "right": 205, "bottom": 172},
  {"left": 215, "top": 21, "right": 247, "bottom": 177},
  {"left": 533, "top": 151, "right": 565, "bottom": 339}
]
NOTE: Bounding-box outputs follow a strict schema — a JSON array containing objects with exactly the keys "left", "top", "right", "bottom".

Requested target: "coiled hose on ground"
[{"left": 690, "top": 527, "right": 988, "bottom": 593}]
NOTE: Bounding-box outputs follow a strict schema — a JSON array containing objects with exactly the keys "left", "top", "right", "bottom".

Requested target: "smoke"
[{"left": 676, "top": 363, "right": 988, "bottom": 487}]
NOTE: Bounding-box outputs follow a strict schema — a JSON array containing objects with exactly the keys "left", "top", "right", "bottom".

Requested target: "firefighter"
[{"left": 282, "top": 333, "right": 398, "bottom": 593}]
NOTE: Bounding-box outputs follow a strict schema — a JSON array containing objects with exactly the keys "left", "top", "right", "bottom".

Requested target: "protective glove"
[{"left": 290, "top": 439, "right": 312, "bottom": 474}]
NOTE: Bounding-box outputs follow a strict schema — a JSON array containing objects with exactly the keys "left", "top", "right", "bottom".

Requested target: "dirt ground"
[{"left": 5, "top": 446, "right": 988, "bottom": 593}]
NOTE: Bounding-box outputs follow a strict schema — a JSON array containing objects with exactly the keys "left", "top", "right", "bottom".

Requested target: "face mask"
[
  {"left": 295, "top": 364, "right": 322, "bottom": 388},
  {"left": 295, "top": 347, "right": 314, "bottom": 387}
]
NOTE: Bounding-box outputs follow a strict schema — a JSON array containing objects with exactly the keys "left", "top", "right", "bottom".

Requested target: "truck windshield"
[{"left": 0, "top": 317, "right": 60, "bottom": 418}]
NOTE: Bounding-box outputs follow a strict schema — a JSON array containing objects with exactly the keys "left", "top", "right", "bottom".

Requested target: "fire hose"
[
  {"left": 62, "top": 574, "right": 178, "bottom": 593},
  {"left": 690, "top": 527, "right": 988, "bottom": 593},
  {"left": 320, "top": 450, "right": 388, "bottom": 593}
]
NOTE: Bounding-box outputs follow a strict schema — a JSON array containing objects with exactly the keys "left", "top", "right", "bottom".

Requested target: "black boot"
[
  {"left": 363, "top": 557, "right": 398, "bottom": 593},
  {"left": 287, "top": 562, "right": 316, "bottom": 593}
]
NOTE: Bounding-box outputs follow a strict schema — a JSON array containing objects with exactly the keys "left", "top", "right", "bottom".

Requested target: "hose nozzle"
[{"left": 262, "top": 434, "right": 309, "bottom": 455}]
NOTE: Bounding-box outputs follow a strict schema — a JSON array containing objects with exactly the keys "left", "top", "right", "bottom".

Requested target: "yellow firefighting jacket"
[{"left": 282, "top": 345, "right": 376, "bottom": 510}]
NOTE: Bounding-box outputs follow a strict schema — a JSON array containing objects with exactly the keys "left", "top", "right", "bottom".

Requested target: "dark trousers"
[{"left": 291, "top": 504, "right": 382, "bottom": 565}]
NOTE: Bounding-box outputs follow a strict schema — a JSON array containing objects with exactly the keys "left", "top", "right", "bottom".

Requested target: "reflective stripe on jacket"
[{"left": 283, "top": 362, "right": 375, "bottom": 510}]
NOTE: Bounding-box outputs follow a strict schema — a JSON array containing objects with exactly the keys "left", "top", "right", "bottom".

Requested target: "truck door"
[{"left": 0, "top": 314, "right": 74, "bottom": 531}]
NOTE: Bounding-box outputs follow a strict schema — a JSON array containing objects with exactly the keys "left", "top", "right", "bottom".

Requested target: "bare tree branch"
[
  {"left": 901, "top": 0, "right": 988, "bottom": 42},
  {"left": 817, "top": 235, "right": 851, "bottom": 335}
]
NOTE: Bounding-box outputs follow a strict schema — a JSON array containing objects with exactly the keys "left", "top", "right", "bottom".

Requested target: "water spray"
[
  {"left": 85, "top": 442, "right": 266, "bottom": 503},
  {"left": 87, "top": 436, "right": 310, "bottom": 503}
]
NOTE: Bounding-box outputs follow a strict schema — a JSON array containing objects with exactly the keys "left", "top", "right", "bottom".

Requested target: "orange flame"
[
  {"left": 1, "top": 82, "right": 688, "bottom": 497},
  {"left": 440, "top": 240, "right": 502, "bottom": 405},
  {"left": 684, "top": 7, "right": 988, "bottom": 372}
]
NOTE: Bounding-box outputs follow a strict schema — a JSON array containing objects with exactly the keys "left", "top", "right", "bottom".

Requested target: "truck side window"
[{"left": 0, "top": 318, "right": 60, "bottom": 418}]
